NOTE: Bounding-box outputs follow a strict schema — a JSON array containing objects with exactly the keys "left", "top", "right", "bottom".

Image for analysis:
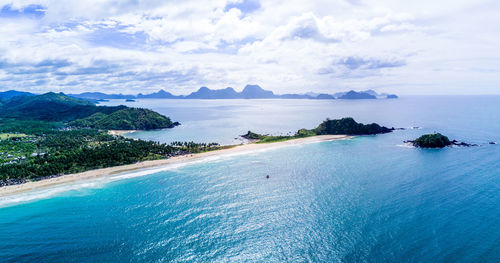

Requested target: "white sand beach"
[{"left": 0, "top": 135, "right": 351, "bottom": 197}]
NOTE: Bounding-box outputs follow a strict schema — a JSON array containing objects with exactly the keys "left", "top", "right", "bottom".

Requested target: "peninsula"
[{"left": 242, "top": 117, "right": 393, "bottom": 143}]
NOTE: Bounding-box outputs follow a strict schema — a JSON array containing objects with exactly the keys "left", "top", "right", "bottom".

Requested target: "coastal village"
[{"left": 0, "top": 133, "right": 45, "bottom": 165}]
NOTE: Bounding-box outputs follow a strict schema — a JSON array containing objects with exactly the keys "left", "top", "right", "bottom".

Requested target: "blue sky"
[{"left": 0, "top": 0, "right": 499, "bottom": 95}]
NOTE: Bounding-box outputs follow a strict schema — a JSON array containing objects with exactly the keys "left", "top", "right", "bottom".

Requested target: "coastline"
[
  {"left": 108, "top": 130, "right": 137, "bottom": 136},
  {"left": 0, "top": 135, "right": 351, "bottom": 198}
]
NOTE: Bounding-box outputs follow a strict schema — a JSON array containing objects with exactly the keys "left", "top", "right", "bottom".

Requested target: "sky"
[{"left": 0, "top": 0, "right": 499, "bottom": 95}]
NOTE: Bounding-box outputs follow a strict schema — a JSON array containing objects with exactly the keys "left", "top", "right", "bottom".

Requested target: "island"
[
  {"left": 242, "top": 117, "right": 393, "bottom": 143},
  {"left": 338, "top": 90, "right": 376, "bottom": 100},
  {"left": 406, "top": 133, "right": 477, "bottom": 148}
]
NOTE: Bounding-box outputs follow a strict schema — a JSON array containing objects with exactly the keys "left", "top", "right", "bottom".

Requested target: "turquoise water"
[{"left": 1, "top": 96, "right": 499, "bottom": 262}]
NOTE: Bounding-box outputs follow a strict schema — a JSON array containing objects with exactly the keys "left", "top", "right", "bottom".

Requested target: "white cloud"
[{"left": 0, "top": 0, "right": 499, "bottom": 94}]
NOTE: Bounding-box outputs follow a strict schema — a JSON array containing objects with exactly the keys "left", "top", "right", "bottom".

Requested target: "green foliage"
[
  {"left": 242, "top": 131, "right": 265, "bottom": 140},
  {"left": 0, "top": 93, "right": 174, "bottom": 130},
  {"left": 0, "top": 129, "right": 221, "bottom": 180},
  {"left": 0, "top": 137, "right": 37, "bottom": 164},
  {"left": 0, "top": 133, "right": 27, "bottom": 140},
  {"left": 296, "top": 128, "right": 316, "bottom": 137},
  {"left": 70, "top": 108, "right": 173, "bottom": 130},
  {"left": 314, "top": 117, "right": 392, "bottom": 135},
  {"left": 412, "top": 133, "right": 451, "bottom": 148},
  {"left": 0, "top": 92, "right": 127, "bottom": 122},
  {"left": 0, "top": 119, "right": 62, "bottom": 134},
  {"left": 244, "top": 118, "right": 393, "bottom": 144}
]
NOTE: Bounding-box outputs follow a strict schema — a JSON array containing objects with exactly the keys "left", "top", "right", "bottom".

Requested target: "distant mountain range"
[
  {"left": 0, "top": 85, "right": 398, "bottom": 101},
  {"left": 0, "top": 90, "right": 36, "bottom": 100}
]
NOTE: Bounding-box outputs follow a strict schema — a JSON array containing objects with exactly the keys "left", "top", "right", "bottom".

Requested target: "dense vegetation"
[
  {"left": 70, "top": 108, "right": 173, "bottom": 130},
  {"left": 315, "top": 117, "right": 393, "bottom": 135},
  {"left": 0, "top": 93, "right": 207, "bottom": 185},
  {"left": 242, "top": 117, "right": 393, "bottom": 143},
  {"left": 0, "top": 128, "right": 221, "bottom": 182},
  {"left": 0, "top": 92, "right": 114, "bottom": 121},
  {"left": 0, "top": 92, "right": 174, "bottom": 130},
  {"left": 410, "top": 133, "right": 452, "bottom": 148},
  {"left": 0, "top": 119, "right": 62, "bottom": 134}
]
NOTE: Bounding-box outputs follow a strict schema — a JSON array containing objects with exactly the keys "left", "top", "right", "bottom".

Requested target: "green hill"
[
  {"left": 411, "top": 133, "right": 451, "bottom": 148},
  {"left": 0, "top": 92, "right": 174, "bottom": 130},
  {"left": 243, "top": 117, "right": 393, "bottom": 143},
  {"left": 70, "top": 108, "right": 173, "bottom": 130},
  {"left": 0, "top": 92, "right": 126, "bottom": 122},
  {"left": 314, "top": 117, "right": 393, "bottom": 135}
]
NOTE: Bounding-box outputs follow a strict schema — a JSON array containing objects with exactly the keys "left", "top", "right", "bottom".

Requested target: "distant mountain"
[
  {"left": 5, "top": 85, "right": 398, "bottom": 101},
  {"left": 185, "top": 85, "right": 276, "bottom": 99},
  {"left": 315, "top": 94, "right": 335, "bottom": 100},
  {"left": 304, "top": 92, "right": 320, "bottom": 97},
  {"left": 0, "top": 90, "right": 35, "bottom": 99},
  {"left": 185, "top": 87, "right": 240, "bottom": 99},
  {"left": 240, "top": 85, "right": 275, "bottom": 99},
  {"left": 279, "top": 94, "right": 313, "bottom": 99},
  {"left": 361, "top": 89, "right": 378, "bottom": 97},
  {"left": 338, "top": 90, "right": 377, "bottom": 100},
  {"left": 69, "top": 92, "right": 135, "bottom": 100},
  {"left": 332, "top": 91, "right": 347, "bottom": 98},
  {"left": 137, "top": 90, "right": 179, "bottom": 99}
]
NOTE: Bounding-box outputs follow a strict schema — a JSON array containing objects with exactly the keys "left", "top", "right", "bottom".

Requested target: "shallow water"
[{"left": 0, "top": 96, "right": 499, "bottom": 262}]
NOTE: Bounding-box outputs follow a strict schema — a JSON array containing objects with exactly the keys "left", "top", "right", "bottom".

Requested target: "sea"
[{"left": 0, "top": 96, "right": 499, "bottom": 262}]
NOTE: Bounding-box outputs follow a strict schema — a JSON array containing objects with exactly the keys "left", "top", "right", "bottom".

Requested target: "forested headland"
[
  {"left": 0, "top": 93, "right": 218, "bottom": 185},
  {"left": 242, "top": 117, "right": 393, "bottom": 143}
]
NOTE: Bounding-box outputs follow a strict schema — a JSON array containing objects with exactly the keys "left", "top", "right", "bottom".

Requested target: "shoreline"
[
  {"left": 108, "top": 130, "right": 137, "bottom": 136},
  {"left": 0, "top": 135, "right": 351, "bottom": 198}
]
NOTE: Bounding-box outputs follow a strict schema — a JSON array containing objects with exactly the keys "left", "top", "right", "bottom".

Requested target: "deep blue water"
[{"left": 0, "top": 96, "right": 499, "bottom": 262}]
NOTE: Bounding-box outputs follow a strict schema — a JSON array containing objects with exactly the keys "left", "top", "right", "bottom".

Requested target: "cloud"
[
  {"left": 225, "top": 0, "right": 261, "bottom": 14},
  {"left": 0, "top": 0, "right": 499, "bottom": 94},
  {"left": 0, "top": 3, "right": 45, "bottom": 18},
  {"left": 338, "top": 57, "right": 405, "bottom": 70}
]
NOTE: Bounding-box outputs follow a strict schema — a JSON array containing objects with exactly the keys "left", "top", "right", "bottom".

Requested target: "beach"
[
  {"left": 0, "top": 135, "right": 350, "bottom": 197},
  {"left": 108, "top": 130, "right": 135, "bottom": 136}
]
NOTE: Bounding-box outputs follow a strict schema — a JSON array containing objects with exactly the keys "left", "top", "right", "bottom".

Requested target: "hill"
[
  {"left": 242, "top": 117, "right": 393, "bottom": 143},
  {"left": 70, "top": 108, "right": 173, "bottom": 130},
  {"left": 0, "top": 90, "right": 35, "bottom": 99},
  {"left": 315, "top": 94, "right": 335, "bottom": 99},
  {"left": 0, "top": 93, "right": 175, "bottom": 130},
  {"left": 0, "top": 92, "right": 125, "bottom": 122},
  {"left": 240, "top": 85, "right": 276, "bottom": 99},
  {"left": 185, "top": 87, "right": 240, "bottom": 99},
  {"left": 314, "top": 117, "right": 393, "bottom": 135},
  {"left": 137, "top": 90, "right": 179, "bottom": 99},
  {"left": 338, "top": 90, "right": 377, "bottom": 100}
]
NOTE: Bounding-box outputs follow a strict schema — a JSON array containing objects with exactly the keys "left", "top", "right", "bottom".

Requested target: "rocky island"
[{"left": 406, "top": 133, "right": 477, "bottom": 148}]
